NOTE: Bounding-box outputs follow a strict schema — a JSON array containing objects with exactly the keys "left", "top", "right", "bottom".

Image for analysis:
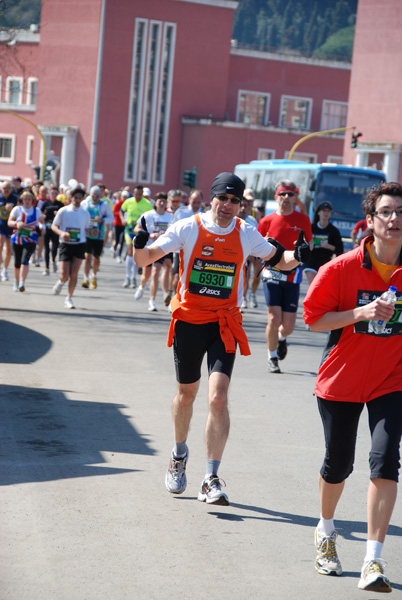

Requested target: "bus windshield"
[{"left": 314, "top": 170, "right": 385, "bottom": 219}]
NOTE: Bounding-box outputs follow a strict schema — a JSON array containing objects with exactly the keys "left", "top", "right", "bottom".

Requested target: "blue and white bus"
[{"left": 234, "top": 160, "right": 386, "bottom": 249}]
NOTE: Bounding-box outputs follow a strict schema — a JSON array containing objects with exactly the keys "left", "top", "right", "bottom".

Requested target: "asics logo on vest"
[{"left": 199, "top": 287, "right": 221, "bottom": 296}]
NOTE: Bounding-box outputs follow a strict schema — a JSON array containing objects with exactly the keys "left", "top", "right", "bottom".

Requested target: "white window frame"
[
  {"left": 279, "top": 95, "right": 312, "bottom": 129},
  {"left": 326, "top": 155, "right": 343, "bottom": 164},
  {"left": 258, "top": 148, "right": 276, "bottom": 160},
  {"left": 284, "top": 150, "right": 317, "bottom": 163},
  {"left": 321, "top": 100, "right": 348, "bottom": 131},
  {"left": 138, "top": 19, "right": 162, "bottom": 183},
  {"left": 0, "top": 134, "right": 16, "bottom": 163},
  {"left": 125, "top": 18, "right": 148, "bottom": 183},
  {"left": 236, "top": 90, "right": 270, "bottom": 126},
  {"left": 26, "top": 135, "right": 35, "bottom": 164},
  {"left": 6, "top": 77, "right": 23, "bottom": 105},
  {"left": 152, "top": 22, "right": 176, "bottom": 184},
  {"left": 27, "top": 77, "right": 38, "bottom": 106}
]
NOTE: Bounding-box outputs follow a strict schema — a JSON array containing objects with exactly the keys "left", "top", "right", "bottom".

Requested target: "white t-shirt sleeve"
[
  {"left": 244, "top": 222, "right": 275, "bottom": 259},
  {"left": 152, "top": 217, "right": 194, "bottom": 253}
]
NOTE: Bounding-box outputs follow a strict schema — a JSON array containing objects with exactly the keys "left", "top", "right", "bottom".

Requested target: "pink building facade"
[
  {"left": 0, "top": 0, "right": 351, "bottom": 195},
  {"left": 344, "top": 0, "right": 402, "bottom": 182}
]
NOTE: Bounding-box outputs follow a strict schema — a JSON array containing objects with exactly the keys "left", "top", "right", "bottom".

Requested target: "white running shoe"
[
  {"left": 134, "top": 287, "right": 144, "bottom": 300},
  {"left": 1, "top": 268, "right": 8, "bottom": 281},
  {"left": 165, "top": 451, "right": 188, "bottom": 494},
  {"left": 122, "top": 277, "right": 130, "bottom": 288},
  {"left": 358, "top": 559, "right": 391, "bottom": 592},
  {"left": 241, "top": 297, "right": 248, "bottom": 310},
  {"left": 250, "top": 294, "right": 258, "bottom": 308},
  {"left": 13, "top": 281, "right": 19, "bottom": 292},
  {"left": 18, "top": 282, "right": 25, "bottom": 292},
  {"left": 148, "top": 299, "right": 158, "bottom": 311},
  {"left": 52, "top": 280, "right": 64, "bottom": 295},
  {"left": 64, "top": 297, "right": 75, "bottom": 309},
  {"left": 116, "top": 256, "right": 122, "bottom": 264},
  {"left": 42, "top": 269, "right": 50, "bottom": 276},
  {"left": 314, "top": 528, "right": 342, "bottom": 576},
  {"left": 198, "top": 476, "right": 229, "bottom": 506}
]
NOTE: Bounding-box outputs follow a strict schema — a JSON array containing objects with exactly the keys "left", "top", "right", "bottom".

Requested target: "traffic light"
[
  {"left": 44, "top": 158, "right": 58, "bottom": 181},
  {"left": 31, "top": 165, "right": 40, "bottom": 180},
  {"left": 183, "top": 168, "right": 197, "bottom": 189},
  {"left": 351, "top": 131, "right": 362, "bottom": 148}
]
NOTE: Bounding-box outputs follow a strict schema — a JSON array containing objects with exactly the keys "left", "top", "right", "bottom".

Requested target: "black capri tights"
[
  {"left": 318, "top": 392, "right": 402, "bottom": 484},
  {"left": 12, "top": 242, "right": 36, "bottom": 268}
]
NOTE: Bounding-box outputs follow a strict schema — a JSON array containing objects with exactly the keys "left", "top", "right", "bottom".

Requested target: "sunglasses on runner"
[
  {"left": 277, "top": 191, "right": 295, "bottom": 197},
  {"left": 216, "top": 194, "right": 241, "bottom": 205}
]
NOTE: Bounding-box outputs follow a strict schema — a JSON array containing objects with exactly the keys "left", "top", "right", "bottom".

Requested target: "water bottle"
[{"left": 369, "top": 286, "right": 397, "bottom": 335}]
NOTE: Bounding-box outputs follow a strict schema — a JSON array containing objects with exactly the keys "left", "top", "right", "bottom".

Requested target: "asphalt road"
[{"left": 1, "top": 251, "right": 401, "bottom": 600}]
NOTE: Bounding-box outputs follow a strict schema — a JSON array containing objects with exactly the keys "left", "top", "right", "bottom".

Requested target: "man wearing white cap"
[
  {"left": 81, "top": 185, "right": 113, "bottom": 289},
  {"left": 134, "top": 172, "right": 310, "bottom": 506}
]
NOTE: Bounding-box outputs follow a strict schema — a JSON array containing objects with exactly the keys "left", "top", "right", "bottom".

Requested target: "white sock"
[
  {"left": 126, "top": 255, "right": 134, "bottom": 279},
  {"left": 317, "top": 515, "right": 335, "bottom": 537},
  {"left": 364, "top": 540, "right": 383, "bottom": 562},
  {"left": 268, "top": 350, "right": 278, "bottom": 359},
  {"left": 278, "top": 333, "right": 286, "bottom": 342}
]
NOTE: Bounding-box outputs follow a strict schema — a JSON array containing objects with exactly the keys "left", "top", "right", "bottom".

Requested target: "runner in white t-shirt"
[
  {"left": 133, "top": 192, "right": 173, "bottom": 311},
  {"left": 51, "top": 186, "right": 90, "bottom": 309}
]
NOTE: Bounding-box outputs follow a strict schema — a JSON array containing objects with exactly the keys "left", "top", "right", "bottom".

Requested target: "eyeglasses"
[
  {"left": 277, "top": 191, "right": 295, "bottom": 198},
  {"left": 372, "top": 208, "right": 402, "bottom": 219},
  {"left": 216, "top": 194, "right": 241, "bottom": 205}
]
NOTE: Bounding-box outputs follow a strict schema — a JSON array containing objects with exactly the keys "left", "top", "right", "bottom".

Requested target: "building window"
[
  {"left": 6, "top": 77, "right": 23, "bottom": 105},
  {"left": 258, "top": 148, "right": 275, "bottom": 160},
  {"left": 154, "top": 23, "right": 175, "bottom": 183},
  {"left": 0, "top": 134, "right": 15, "bottom": 162},
  {"left": 321, "top": 101, "right": 347, "bottom": 130},
  {"left": 327, "top": 155, "right": 343, "bottom": 164},
  {"left": 237, "top": 91, "right": 270, "bottom": 126},
  {"left": 126, "top": 19, "right": 176, "bottom": 184},
  {"left": 140, "top": 21, "right": 162, "bottom": 182},
  {"left": 27, "top": 78, "right": 38, "bottom": 106},
  {"left": 284, "top": 151, "right": 317, "bottom": 164},
  {"left": 26, "top": 135, "right": 34, "bottom": 163},
  {"left": 280, "top": 96, "right": 312, "bottom": 129}
]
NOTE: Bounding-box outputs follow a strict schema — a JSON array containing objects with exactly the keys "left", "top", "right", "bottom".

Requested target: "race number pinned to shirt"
[
  {"left": 354, "top": 289, "right": 402, "bottom": 336},
  {"left": 188, "top": 258, "right": 237, "bottom": 299}
]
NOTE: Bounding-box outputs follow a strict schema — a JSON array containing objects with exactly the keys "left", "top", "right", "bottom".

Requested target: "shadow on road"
[
  {"left": 0, "top": 319, "right": 52, "bottom": 364},
  {"left": 0, "top": 385, "right": 155, "bottom": 486}
]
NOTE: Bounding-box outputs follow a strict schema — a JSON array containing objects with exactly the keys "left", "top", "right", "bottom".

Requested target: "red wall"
[
  {"left": 344, "top": 0, "right": 402, "bottom": 173},
  {"left": 228, "top": 53, "right": 350, "bottom": 131}
]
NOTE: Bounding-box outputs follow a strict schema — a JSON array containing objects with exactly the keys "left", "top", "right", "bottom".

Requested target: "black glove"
[
  {"left": 133, "top": 216, "right": 149, "bottom": 249},
  {"left": 265, "top": 237, "right": 286, "bottom": 267},
  {"left": 293, "top": 230, "right": 311, "bottom": 263}
]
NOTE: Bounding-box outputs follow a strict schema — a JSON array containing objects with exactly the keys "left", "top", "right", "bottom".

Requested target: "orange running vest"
[{"left": 167, "top": 214, "right": 250, "bottom": 355}]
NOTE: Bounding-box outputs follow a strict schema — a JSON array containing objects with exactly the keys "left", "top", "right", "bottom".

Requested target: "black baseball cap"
[
  {"left": 317, "top": 201, "right": 332, "bottom": 211},
  {"left": 210, "top": 172, "right": 245, "bottom": 202}
]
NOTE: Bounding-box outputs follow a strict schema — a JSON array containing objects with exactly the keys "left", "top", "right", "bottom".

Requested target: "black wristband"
[{"left": 265, "top": 237, "right": 285, "bottom": 267}]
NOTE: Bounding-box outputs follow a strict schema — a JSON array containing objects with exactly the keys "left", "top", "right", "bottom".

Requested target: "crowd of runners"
[{"left": 1, "top": 172, "right": 402, "bottom": 594}]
